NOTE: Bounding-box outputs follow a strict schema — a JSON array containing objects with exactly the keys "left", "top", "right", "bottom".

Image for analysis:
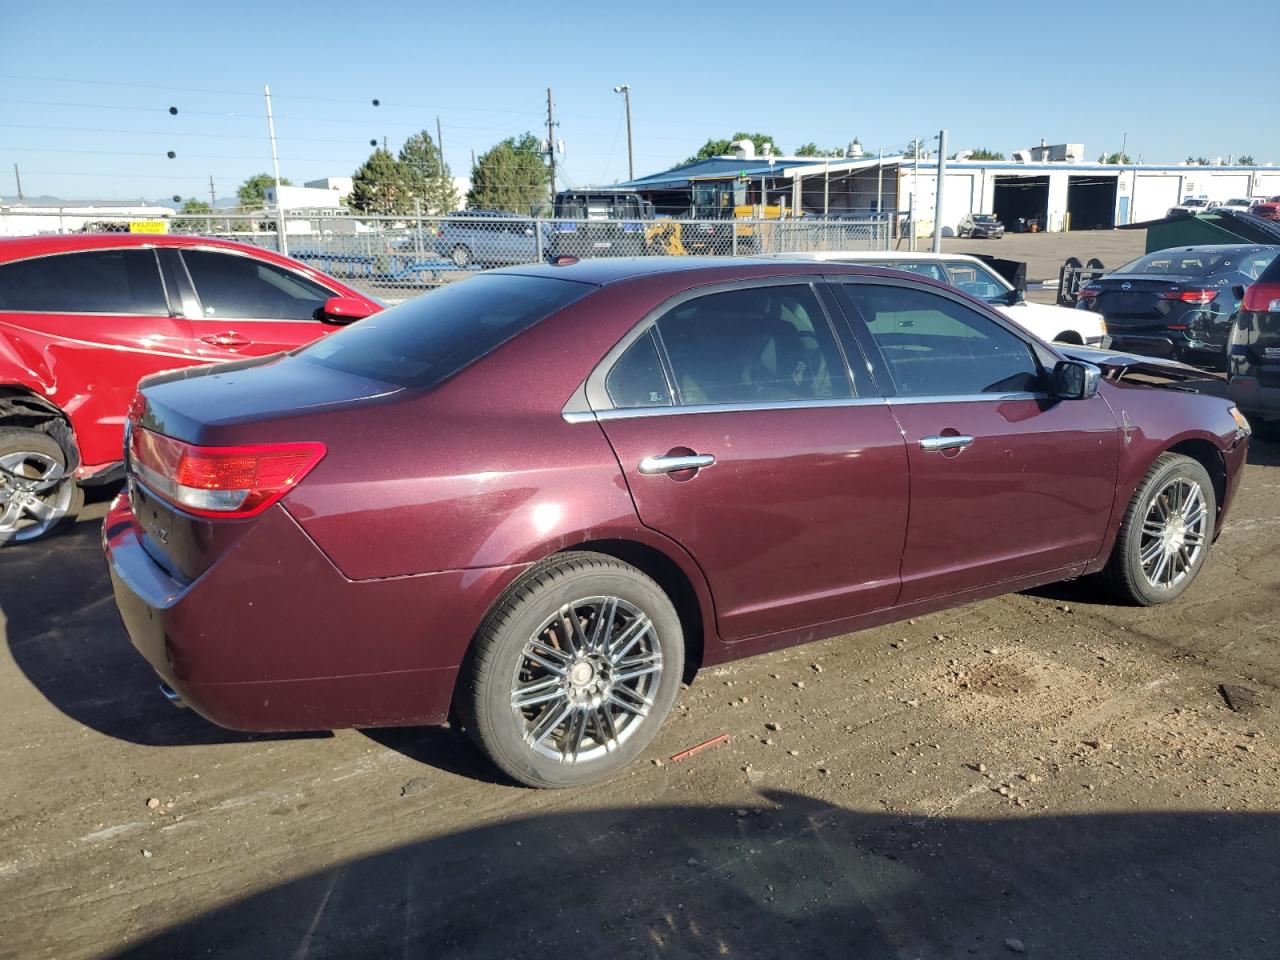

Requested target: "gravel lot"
[{"left": 4, "top": 238, "right": 1279, "bottom": 960}]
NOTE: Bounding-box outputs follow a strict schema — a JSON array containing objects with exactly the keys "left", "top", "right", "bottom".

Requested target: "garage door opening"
[
  {"left": 993, "top": 176, "right": 1049, "bottom": 232},
  {"left": 1067, "top": 176, "right": 1118, "bottom": 230}
]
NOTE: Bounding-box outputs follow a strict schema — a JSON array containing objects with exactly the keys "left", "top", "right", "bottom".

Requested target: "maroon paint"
[{"left": 103, "top": 258, "right": 1250, "bottom": 735}]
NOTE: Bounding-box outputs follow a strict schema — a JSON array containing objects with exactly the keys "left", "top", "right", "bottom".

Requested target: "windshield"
[
  {"left": 972, "top": 215, "right": 998, "bottom": 223},
  {"left": 1114, "top": 249, "right": 1252, "bottom": 277},
  {"left": 299, "top": 274, "right": 592, "bottom": 388}
]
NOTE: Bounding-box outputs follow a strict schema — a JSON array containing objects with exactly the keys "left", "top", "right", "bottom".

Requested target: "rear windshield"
[
  {"left": 298, "top": 273, "right": 591, "bottom": 388},
  {"left": 1113, "top": 249, "right": 1250, "bottom": 277}
]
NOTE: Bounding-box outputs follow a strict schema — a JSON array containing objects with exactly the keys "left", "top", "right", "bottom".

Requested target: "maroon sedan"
[{"left": 104, "top": 258, "right": 1250, "bottom": 787}]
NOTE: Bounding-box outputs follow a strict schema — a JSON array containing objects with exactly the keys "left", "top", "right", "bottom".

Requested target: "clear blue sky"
[{"left": 3, "top": 0, "right": 1277, "bottom": 201}]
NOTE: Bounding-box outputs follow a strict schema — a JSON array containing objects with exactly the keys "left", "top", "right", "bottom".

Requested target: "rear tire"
[
  {"left": 1099, "top": 453, "right": 1215, "bottom": 605},
  {"left": 0, "top": 428, "right": 83, "bottom": 545},
  {"left": 462, "top": 552, "right": 684, "bottom": 788},
  {"left": 450, "top": 244, "right": 472, "bottom": 268}
]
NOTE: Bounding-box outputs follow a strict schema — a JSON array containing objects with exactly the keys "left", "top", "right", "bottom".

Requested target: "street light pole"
[
  {"left": 263, "top": 83, "right": 288, "bottom": 256},
  {"left": 613, "top": 84, "right": 633, "bottom": 181}
]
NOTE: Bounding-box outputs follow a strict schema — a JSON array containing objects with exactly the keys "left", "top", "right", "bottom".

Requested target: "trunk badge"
[{"left": 1121, "top": 282, "right": 1131, "bottom": 290}]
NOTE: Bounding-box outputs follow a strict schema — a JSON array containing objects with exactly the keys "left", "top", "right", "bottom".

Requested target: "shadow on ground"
[
  {"left": 0, "top": 499, "right": 326, "bottom": 748},
  {"left": 111, "top": 790, "right": 1280, "bottom": 959}
]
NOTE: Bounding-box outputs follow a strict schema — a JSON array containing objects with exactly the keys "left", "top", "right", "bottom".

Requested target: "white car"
[
  {"left": 1209, "top": 198, "right": 1255, "bottom": 214},
  {"left": 1167, "top": 198, "right": 1212, "bottom": 217},
  {"left": 766, "top": 251, "right": 1105, "bottom": 346}
]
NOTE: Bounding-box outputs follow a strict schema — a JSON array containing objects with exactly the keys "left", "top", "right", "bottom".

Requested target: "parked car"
[
  {"left": 106, "top": 257, "right": 1249, "bottom": 788},
  {"left": 769, "top": 251, "right": 1105, "bottom": 346},
  {"left": 1168, "top": 198, "right": 1212, "bottom": 217},
  {"left": 429, "top": 211, "right": 547, "bottom": 268},
  {"left": 1249, "top": 200, "right": 1280, "bottom": 222},
  {"left": 1228, "top": 253, "right": 1280, "bottom": 439},
  {"left": 1077, "top": 244, "right": 1280, "bottom": 367},
  {"left": 0, "top": 234, "right": 380, "bottom": 544},
  {"left": 957, "top": 213, "right": 1005, "bottom": 239},
  {"left": 1209, "top": 199, "right": 1255, "bottom": 214}
]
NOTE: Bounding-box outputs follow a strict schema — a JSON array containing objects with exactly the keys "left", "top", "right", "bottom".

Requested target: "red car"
[
  {"left": 0, "top": 234, "right": 379, "bottom": 543},
  {"left": 105, "top": 258, "right": 1250, "bottom": 788},
  {"left": 1249, "top": 198, "right": 1280, "bottom": 222}
]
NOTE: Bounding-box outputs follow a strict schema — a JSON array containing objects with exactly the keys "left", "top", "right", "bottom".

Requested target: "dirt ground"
[{"left": 2, "top": 430, "right": 1278, "bottom": 959}]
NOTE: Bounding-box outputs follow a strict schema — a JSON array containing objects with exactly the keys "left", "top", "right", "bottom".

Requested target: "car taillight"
[
  {"left": 1078, "top": 286, "right": 1099, "bottom": 299},
  {"left": 1242, "top": 282, "right": 1280, "bottom": 313},
  {"left": 129, "top": 427, "right": 325, "bottom": 518},
  {"left": 1160, "top": 289, "right": 1217, "bottom": 304}
]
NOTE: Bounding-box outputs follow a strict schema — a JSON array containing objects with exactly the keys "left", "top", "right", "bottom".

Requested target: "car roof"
[
  {"left": 0, "top": 232, "right": 292, "bottom": 263},
  {"left": 494, "top": 256, "right": 901, "bottom": 287},
  {"left": 760, "top": 250, "right": 984, "bottom": 265},
  {"left": 1142, "top": 244, "right": 1272, "bottom": 254}
]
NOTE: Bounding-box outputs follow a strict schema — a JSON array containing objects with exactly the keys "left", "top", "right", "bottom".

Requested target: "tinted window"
[
  {"left": 841, "top": 284, "right": 1040, "bottom": 397},
  {"left": 182, "top": 250, "right": 332, "bottom": 320},
  {"left": 301, "top": 273, "right": 591, "bottom": 388},
  {"left": 606, "top": 332, "right": 671, "bottom": 408},
  {"left": 1113, "top": 248, "right": 1249, "bottom": 278},
  {"left": 942, "top": 261, "right": 1008, "bottom": 303},
  {"left": 0, "top": 249, "right": 167, "bottom": 315},
  {"left": 655, "top": 285, "right": 853, "bottom": 405}
]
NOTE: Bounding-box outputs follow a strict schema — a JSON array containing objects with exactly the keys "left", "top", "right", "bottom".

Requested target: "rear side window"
[
  {"left": 182, "top": 250, "right": 332, "bottom": 320},
  {"left": 0, "top": 249, "right": 167, "bottom": 315},
  {"left": 840, "top": 284, "right": 1040, "bottom": 397},
  {"left": 654, "top": 284, "right": 853, "bottom": 405},
  {"left": 301, "top": 273, "right": 591, "bottom": 388},
  {"left": 606, "top": 332, "right": 671, "bottom": 408}
]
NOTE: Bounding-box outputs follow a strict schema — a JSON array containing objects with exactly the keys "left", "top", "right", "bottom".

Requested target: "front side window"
[
  {"left": 942, "top": 261, "right": 1009, "bottom": 304},
  {"left": 840, "top": 283, "right": 1040, "bottom": 397},
  {"left": 653, "top": 285, "right": 853, "bottom": 405},
  {"left": 0, "top": 249, "right": 167, "bottom": 315},
  {"left": 182, "top": 250, "right": 332, "bottom": 320}
]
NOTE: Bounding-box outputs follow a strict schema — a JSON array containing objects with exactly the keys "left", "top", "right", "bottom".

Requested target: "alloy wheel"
[
  {"left": 1138, "top": 476, "right": 1208, "bottom": 589},
  {"left": 0, "top": 449, "right": 75, "bottom": 543},
  {"left": 510, "top": 596, "right": 663, "bottom": 763}
]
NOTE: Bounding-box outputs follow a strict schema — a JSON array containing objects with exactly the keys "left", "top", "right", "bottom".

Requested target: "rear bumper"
[
  {"left": 1102, "top": 332, "right": 1221, "bottom": 364},
  {"left": 1229, "top": 377, "right": 1280, "bottom": 421},
  {"left": 103, "top": 491, "right": 524, "bottom": 732}
]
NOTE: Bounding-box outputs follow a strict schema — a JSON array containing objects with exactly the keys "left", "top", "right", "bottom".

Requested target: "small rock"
[
  {"left": 793, "top": 681, "right": 806, "bottom": 690},
  {"left": 975, "top": 763, "right": 987, "bottom": 774},
  {"left": 1023, "top": 773, "right": 1042, "bottom": 784},
  {"left": 141, "top": 849, "right": 152, "bottom": 859},
  {"left": 934, "top": 633, "right": 945, "bottom": 641},
  {"left": 818, "top": 767, "right": 830, "bottom": 776},
  {"left": 985, "top": 648, "right": 1001, "bottom": 656},
  {"left": 811, "top": 663, "right": 823, "bottom": 673},
  {"left": 1058, "top": 604, "right": 1071, "bottom": 613},
  {"left": 400, "top": 778, "right": 432, "bottom": 797},
  {"left": 687, "top": 857, "right": 699, "bottom": 867},
  {"left": 997, "top": 785, "right": 1011, "bottom": 797},
  {"left": 788, "top": 749, "right": 800, "bottom": 757},
  {"left": 1005, "top": 937, "right": 1026, "bottom": 953},
  {"left": 762, "top": 738, "right": 774, "bottom": 745},
  {"left": 651, "top": 758, "right": 664, "bottom": 767},
  {"left": 765, "top": 722, "right": 781, "bottom": 731},
  {"left": 145, "top": 798, "right": 160, "bottom": 810}
]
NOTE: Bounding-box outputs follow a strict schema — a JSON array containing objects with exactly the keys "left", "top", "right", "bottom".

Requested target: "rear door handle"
[
  {"left": 638, "top": 454, "right": 716, "bottom": 475},
  {"left": 201, "top": 332, "right": 252, "bottom": 347},
  {"left": 919, "top": 434, "right": 974, "bottom": 452}
]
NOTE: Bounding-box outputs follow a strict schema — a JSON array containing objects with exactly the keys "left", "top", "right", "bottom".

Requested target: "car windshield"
[
  {"left": 972, "top": 215, "right": 998, "bottom": 223},
  {"left": 1183, "top": 199, "right": 1208, "bottom": 207},
  {"left": 1113, "top": 249, "right": 1246, "bottom": 277},
  {"left": 299, "top": 273, "right": 591, "bottom": 388}
]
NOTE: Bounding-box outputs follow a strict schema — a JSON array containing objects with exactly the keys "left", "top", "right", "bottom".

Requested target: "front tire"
[
  {"left": 1100, "top": 453, "right": 1215, "bottom": 605},
  {"left": 0, "top": 428, "right": 83, "bottom": 545},
  {"left": 462, "top": 553, "right": 684, "bottom": 788},
  {"left": 450, "top": 244, "right": 473, "bottom": 268}
]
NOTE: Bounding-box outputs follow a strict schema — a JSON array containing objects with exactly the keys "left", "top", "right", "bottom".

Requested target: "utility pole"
[
  {"left": 208, "top": 175, "right": 216, "bottom": 209},
  {"left": 436, "top": 115, "right": 445, "bottom": 165},
  {"left": 911, "top": 138, "right": 920, "bottom": 252},
  {"left": 545, "top": 87, "right": 557, "bottom": 201},
  {"left": 613, "top": 84, "right": 633, "bottom": 181},
  {"left": 932, "top": 129, "right": 947, "bottom": 253},
  {"left": 13, "top": 163, "right": 23, "bottom": 202},
  {"left": 263, "top": 83, "right": 288, "bottom": 256}
]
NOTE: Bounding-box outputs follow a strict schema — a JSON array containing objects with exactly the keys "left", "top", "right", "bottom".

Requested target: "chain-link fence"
[{"left": 1, "top": 210, "right": 898, "bottom": 301}]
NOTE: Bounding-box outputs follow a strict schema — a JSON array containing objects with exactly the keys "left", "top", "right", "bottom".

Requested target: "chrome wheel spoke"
[
  {"left": 593, "top": 704, "right": 620, "bottom": 750},
  {"left": 563, "top": 709, "right": 588, "bottom": 762},
  {"left": 609, "top": 614, "right": 652, "bottom": 662},
  {"left": 1139, "top": 539, "right": 1165, "bottom": 566},
  {"left": 590, "top": 597, "right": 617, "bottom": 652},
  {"left": 527, "top": 700, "right": 574, "bottom": 747},
  {"left": 22, "top": 497, "right": 56, "bottom": 521},
  {"left": 512, "top": 676, "right": 565, "bottom": 709}
]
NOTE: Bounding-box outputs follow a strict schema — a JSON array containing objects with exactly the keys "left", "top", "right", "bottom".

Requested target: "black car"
[
  {"left": 1078, "top": 244, "right": 1279, "bottom": 367},
  {"left": 1228, "top": 254, "right": 1280, "bottom": 439},
  {"left": 958, "top": 213, "right": 1005, "bottom": 239}
]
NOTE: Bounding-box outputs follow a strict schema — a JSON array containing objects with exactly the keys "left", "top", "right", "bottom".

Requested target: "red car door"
[
  {"left": 0, "top": 246, "right": 204, "bottom": 468},
  {"left": 832, "top": 279, "right": 1119, "bottom": 604},
  {"left": 593, "top": 281, "right": 909, "bottom": 642},
  {"left": 172, "top": 247, "right": 347, "bottom": 359}
]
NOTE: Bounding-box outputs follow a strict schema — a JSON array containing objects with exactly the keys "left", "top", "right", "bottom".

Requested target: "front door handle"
[
  {"left": 201, "top": 332, "right": 252, "bottom": 348},
  {"left": 919, "top": 434, "right": 974, "bottom": 452},
  {"left": 638, "top": 454, "right": 716, "bottom": 475}
]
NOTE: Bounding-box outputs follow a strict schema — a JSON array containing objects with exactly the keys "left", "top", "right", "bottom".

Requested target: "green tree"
[
  {"left": 684, "top": 132, "right": 777, "bottom": 163},
  {"left": 236, "top": 173, "right": 290, "bottom": 209},
  {"left": 794, "top": 142, "right": 844, "bottom": 157},
  {"left": 967, "top": 148, "right": 1005, "bottom": 161},
  {"left": 1237, "top": 155, "right": 1255, "bottom": 165},
  {"left": 349, "top": 148, "right": 413, "bottom": 216},
  {"left": 1098, "top": 152, "right": 1131, "bottom": 164},
  {"left": 399, "top": 130, "right": 459, "bottom": 215},
  {"left": 172, "top": 198, "right": 213, "bottom": 232},
  {"left": 466, "top": 133, "right": 548, "bottom": 212}
]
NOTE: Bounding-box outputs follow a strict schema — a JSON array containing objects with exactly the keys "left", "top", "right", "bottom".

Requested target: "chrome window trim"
[
  {"left": 574, "top": 396, "right": 888, "bottom": 424},
  {"left": 886, "top": 391, "right": 1046, "bottom": 406}
]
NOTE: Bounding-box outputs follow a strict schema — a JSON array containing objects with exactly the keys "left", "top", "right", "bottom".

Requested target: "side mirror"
[
  {"left": 1006, "top": 287, "right": 1026, "bottom": 305},
  {"left": 1053, "top": 359, "right": 1101, "bottom": 400},
  {"left": 321, "top": 296, "right": 375, "bottom": 324},
  {"left": 1232, "top": 284, "right": 1246, "bottom": 301}
]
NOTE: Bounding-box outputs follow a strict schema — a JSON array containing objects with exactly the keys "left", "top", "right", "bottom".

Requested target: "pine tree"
[
  {"left": 466, "top": 133, "right": 548, "bottom": 213},
  {"left": 399, "top": 130, "right": 459, "bottom": 215},
  {"left": 349, "top": 148, "right": 411, "bottom": 216}
]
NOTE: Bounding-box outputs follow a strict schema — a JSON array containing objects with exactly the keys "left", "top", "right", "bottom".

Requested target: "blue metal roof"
[{"left": 613, "top": 156, "right": 813, "bottom": 190}]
